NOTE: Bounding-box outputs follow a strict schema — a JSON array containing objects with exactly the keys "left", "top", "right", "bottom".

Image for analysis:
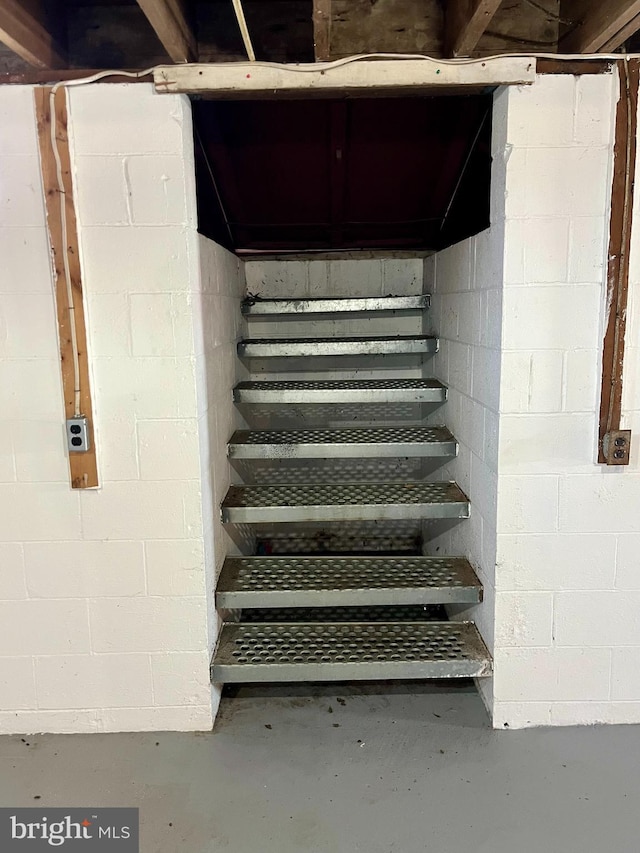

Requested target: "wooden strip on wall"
[
  {"left": 598, "top": 60, "right": 639, "bottom": 464},
  {"left": 34, "top": 86, "right": 99, "bottom": 488}
]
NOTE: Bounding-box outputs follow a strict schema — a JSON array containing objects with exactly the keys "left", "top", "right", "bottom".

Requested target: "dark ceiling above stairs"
[{"left": 192, "top": 94, "right": 493, "bottom": 254}]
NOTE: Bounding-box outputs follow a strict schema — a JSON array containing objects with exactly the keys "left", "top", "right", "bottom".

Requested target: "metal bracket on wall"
[{"left": 598, "top": 59, "right": 639, "bottom": 466}]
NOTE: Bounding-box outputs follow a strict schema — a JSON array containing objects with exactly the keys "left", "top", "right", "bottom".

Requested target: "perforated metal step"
[
  {"left": 241, "top": 295, "right": 430, "bottom": 315},
  {"left": 228, "top": 426, "right": 457, "bottom": 459},
  {"left": 237, "top": 335, "right": 438, "bottom": 358},
  {"left": 221, "top": 481, "right": 470, "bottom": 524},
  {"left": 211, "top": 621, "right": 492, "bottom": 682},
  {"left": 233, "top": 378, "right": 447, "bottom": 404},
  {"left": 217, "top": 555, "right": 482, "bottom": 608}
]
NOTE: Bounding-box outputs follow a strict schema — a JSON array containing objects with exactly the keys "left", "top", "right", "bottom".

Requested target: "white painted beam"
[{"left": 153, "top": 57, "right": 536, "bottom": 97}]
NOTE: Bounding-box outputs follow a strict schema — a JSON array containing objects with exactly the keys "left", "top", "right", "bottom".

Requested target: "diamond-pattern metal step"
[
  {"left": 241, "top": 295, "right": 430, "bottom": 315},
  {"left": 237, "top": 335, "right": 438, "bottom": 358},
  {"left": 217, "top": 555, "right": 482, "bottom": 608},
  {"left": 211, "top": 621, "right": 492, "bottom": 683},
  {"left": 228, "top": 425, "right": 457, "bottom": 459},
  {"left": 221, "top": 481, "right": 470, "bottom": 524},
  {"left": 233, "top": 378, "right": 447, "bottom": 404}
]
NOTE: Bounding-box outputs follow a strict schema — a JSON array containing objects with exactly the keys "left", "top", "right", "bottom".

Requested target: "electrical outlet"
[
  {"left": 603, "top": 429, "right": 631, "bottom": 465},
  {"left": 66, "top": 417, "right": 90, "bottom": 453}
]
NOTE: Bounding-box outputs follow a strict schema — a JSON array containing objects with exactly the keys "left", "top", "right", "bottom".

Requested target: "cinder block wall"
[
  {"left": 2, "top": 74, "right": 640, "bottom": 733},
  {"left": 243, "top": 260, "right": 427, "bottom": 384},
  {"left": 418, "top": 73, "right": 640, "bottom": 728},
  {"left": 422, "top": 88, "right": 508, "bottom": 717},
  {"left": 245, "top": 257, "right": 423, "bottom": 300},
  {"left": 195, "top": 234, "right": 248, "bottom": 665},
  {"left": 0, "top": 83, "right": 233, "bottom": 733},
  {"left": 492, "top": 73, "right": 640, "bottom": 728},
  {"left": 243, "top": 257, "right": 425, "bottom": 388}
]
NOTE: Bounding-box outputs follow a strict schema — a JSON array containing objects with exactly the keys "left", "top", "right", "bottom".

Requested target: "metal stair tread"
[
  {"left": 221, "top": 481, "right": 470, "bottom": 523},
  {"left": 237, "top": 335, "right": 438, "bottom": 358},
  {"left": 241, "top": 295, "right": 430, "bottom": 315},
  {"left": 211, "top": 620, "right": 492, "bottom": 682},
  {"left": 233, "top": 378, "right": 447, "bottom": 404},
  {"left": 217, "top": 555, "right": 482, "bottom": 608},
  {"left": 228, "top": 425, "right": 457, "bottom": 459}
]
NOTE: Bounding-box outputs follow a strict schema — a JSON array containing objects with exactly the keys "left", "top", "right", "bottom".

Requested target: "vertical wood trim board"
[
  {"left": 598, "top": 60, "right": 639, "bottom": 464},
  {"left": 34, "top": 86, "right": 99, "bottom": 488}
]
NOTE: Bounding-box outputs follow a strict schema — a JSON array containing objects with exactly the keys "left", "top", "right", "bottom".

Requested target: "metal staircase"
[{"left": 211, "top": 292, "right": 492, "bottom": 684}]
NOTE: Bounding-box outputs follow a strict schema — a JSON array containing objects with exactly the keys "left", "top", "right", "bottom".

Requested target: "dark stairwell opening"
[{"left": 192, "top": 94, "right": 493, "bottom": 256}]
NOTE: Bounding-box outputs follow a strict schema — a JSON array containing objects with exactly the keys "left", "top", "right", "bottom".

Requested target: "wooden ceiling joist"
[
  {"left": 560, "top": 0, "right": 640, "bottom": 53},
  {"left": 601, "top": 13, "right": 640, "bottom": 51},
  {"left": 313, "top": 0, "right": 332, "bottom": 61},
  {"left": 0, "top": 0, "right": 65, "bottom": 68},
  {"left": 446, "top": 0, "right": 503, "bottom": 57},
  {"left": 136, "top": 0, "right": 197, "bottom": 64}
]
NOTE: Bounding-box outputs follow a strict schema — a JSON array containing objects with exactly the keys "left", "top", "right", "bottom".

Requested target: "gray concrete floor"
[{"left": 1, "top": 683, "right": 639, "bottom": 853}]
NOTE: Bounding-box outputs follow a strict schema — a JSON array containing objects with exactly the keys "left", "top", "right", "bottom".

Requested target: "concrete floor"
[{"left": 1, "top": 683, "right": 639, "bottom": 853}]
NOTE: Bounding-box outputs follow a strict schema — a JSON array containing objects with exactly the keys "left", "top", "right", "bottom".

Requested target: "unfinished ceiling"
[{"left": 1, "top": 0, "right": 640, "bottom": 77}]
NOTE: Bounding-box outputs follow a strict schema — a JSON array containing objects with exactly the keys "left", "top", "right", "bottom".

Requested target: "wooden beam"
[
  {"left": 598, "top": 60, "right": 639, "bottom": 464},
  {"left": 313, "top": 0, "right": 332, "bottom": 61},
  {"left": 0, "top": 0, "right": 65, "bottom": 68},
  {"left": 446, "top": 0, "right": 503, "bottom": 57},
  {"left": 601, "top": 12, "right": 640, "bottom": 51},
  {"left": 0, "top": 68, "right": 152, "bottom": 85},
  {"left": 536, "top": 58, "right": 614, "bottom": 74},
  {"left": 34, "top": 88, "right": 99, "bottom": 489},
  {"left": 136, "top": 0, "right": 196, "bottom": 63},
  {"left": 560, "top": 0, "right": 640, "bottom": 53},
  {"left": 154, "top": 57, "right": 536, "bottom": 97}
]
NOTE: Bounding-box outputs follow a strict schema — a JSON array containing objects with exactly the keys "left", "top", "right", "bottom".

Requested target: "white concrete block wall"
[
  {"left": 194, "top": 233, "right": 248, "bottom": 664},
  {"left": 245, "top": 256, "right": 423, "bottom": 299},
  {"left": 2, "top": 72, "right": 638, "bottom": 733},
  {"left": 0, "top": 83, "right": 218, "bottom": 733},
  {"left": 424, "top": 91, "right": 509, "bottom": 708},
  {"left": 492, "top": 72, "right": 640, "bottom": 728},
  {"left": 244, "top": 257, "right": 425, "bottom": 384}
]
